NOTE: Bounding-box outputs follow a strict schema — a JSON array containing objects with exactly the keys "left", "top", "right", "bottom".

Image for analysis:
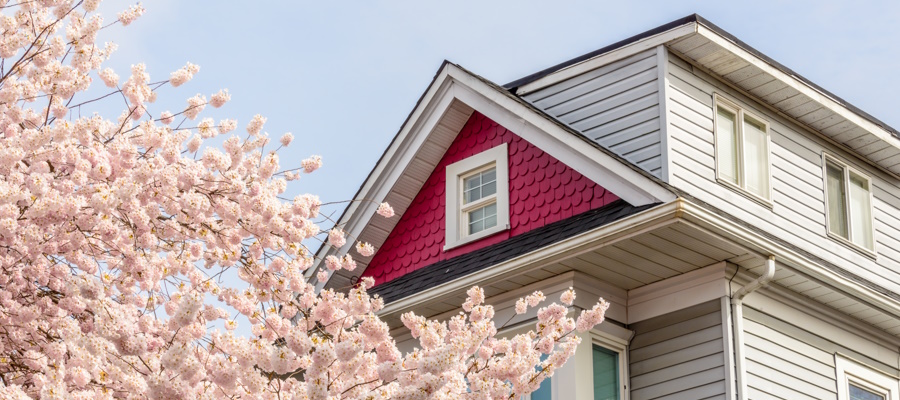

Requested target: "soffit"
[{"left": 666, "top": 20, "right": 900, "bottom": 175}]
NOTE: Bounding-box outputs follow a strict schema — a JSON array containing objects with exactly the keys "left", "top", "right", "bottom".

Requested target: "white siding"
[
  {"left": 664, "top": 51, "right": 900, "bottom": 295},
  {"left": 742, "top": 311, "right": 837, "bottom": 399},
  {"left": 523, "top": 49, "right": 663, "bottom": 177},
  {"left": 629, "top": 300, "right": 727, "bottom": 400}
]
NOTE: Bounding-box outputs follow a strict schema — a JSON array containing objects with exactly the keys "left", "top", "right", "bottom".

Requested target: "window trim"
[
  {"left": 835, "top": 354, "right": 899, "bottom": 400},
  {"left": 445, "top": 143, "right": 510, "bottom": 250},
  {"left": 713, "top": 94, "right": 773, "bottom": 206},
  {"left": 822, "top": 153, "right": 876, "bottom": 256},
  {"left": 591, "top": 330, "right": 629, "bottom": 400}
]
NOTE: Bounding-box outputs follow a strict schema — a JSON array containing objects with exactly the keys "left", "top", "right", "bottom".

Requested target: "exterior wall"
[
  {"left": 362, "top": 112, "right": 620, "bottom": 285},
  {"left": 741, "top": 288, "right": 900, "bottom": 400},
  {"left": 629, "top": 300, "right": 728, "bottom": 400},
  {"left": 522, "top": 49, "right": 664, "bottom": 178},
  {"left": 664, "top": 50, "right": 900, "bottom": 300}
]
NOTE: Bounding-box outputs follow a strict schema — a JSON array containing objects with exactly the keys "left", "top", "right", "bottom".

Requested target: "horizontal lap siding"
[
  {"left": 742, "top": 308, "right": 838, "bottom": 399},
  {"left": 523, "top": 49, "right": 663, "bottom": 177},
  {"left": 629, "top": 301, "right": 727, "bottom": 400},
  {"left": 665, "top": 53, "right": 900, "bottom": 292}
]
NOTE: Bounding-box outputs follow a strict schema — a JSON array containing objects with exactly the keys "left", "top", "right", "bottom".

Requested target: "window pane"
[
  {"left": 468, "top": 203, "right": 497, "bottom": 235},
  {"left": 463, "top": 167, "right": 496, "bottom": 204},
  {"left": 849, "top": 173, "right": 873, "bottom": 250},
  {"left": 593, "top": 345, "right": 619, "bottom": 400},
  {"left": 743, "top": 117, "right": 768, "bottom": 198},
  {"left": 850, "top": 384, "right": 885, "bottom": 400},
  {"left": 826, "top": 162, "right": 848, "bottom": 239},
  {"left": 716, "top": 108, "right": 739, "bottom": 185},
  {"left": 531, "top": 354, "right": 552, "bottom": 400}
]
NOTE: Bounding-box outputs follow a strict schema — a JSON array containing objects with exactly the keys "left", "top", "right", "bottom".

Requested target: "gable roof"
[
  {"left": 508, "top": 14, "right": 900, "bottom": 176},
  {"left": 309, "top": 60, "right": 677, "bottom": 290}
]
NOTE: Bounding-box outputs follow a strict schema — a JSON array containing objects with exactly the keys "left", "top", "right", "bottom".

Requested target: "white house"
[{"left": 313, "top": 15, "right": 900, "bottom": 400}]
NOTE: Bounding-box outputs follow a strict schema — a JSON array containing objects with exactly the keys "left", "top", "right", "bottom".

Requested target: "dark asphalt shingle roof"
[{"left": 370, "top": 199, "right": 657, "bottom": 303}]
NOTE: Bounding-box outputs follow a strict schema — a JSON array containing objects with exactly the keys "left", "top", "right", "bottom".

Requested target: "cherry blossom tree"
[{"left": 0, "top": 1, "right": 610, "bottom": 399}]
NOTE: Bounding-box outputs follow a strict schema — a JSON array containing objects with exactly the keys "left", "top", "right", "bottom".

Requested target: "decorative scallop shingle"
[{"left": 362, "top": 111, "right": 621, "bottom": 286}]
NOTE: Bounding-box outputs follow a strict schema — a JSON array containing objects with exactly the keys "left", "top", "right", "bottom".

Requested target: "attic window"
[{"left": 445, "top": 143, "right": 509, "bottom": 250}]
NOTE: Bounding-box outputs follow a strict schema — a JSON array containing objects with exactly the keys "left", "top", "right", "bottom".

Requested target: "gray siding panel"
[
  {"left": 742, "top": 308, "right": 838, "bottom": 400},
  {"left": 665, "top": 52, "right": 900, "bottom": 292},
  {"left": 629, "top": 301, "right": 726, "bottom": 400},
  {"left": 524, "top": 49, "right": 663, "bottom": 178}
]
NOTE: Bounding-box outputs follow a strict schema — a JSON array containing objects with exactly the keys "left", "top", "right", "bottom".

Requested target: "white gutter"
[
  {"left": 731, "top": 256, "right": 776, "bottom": 400},
  {"left": 378, "top": 200, "right": 682, "bottom": 317}
]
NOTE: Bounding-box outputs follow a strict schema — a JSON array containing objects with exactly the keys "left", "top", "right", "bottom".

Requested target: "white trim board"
[{"left": 515, "top": 23, "right": 697, "bottom": 96}]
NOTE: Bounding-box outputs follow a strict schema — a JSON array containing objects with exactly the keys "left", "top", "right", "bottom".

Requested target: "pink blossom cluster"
[{"left": 0, "top": 2, "right": 609, "bottom": 399}]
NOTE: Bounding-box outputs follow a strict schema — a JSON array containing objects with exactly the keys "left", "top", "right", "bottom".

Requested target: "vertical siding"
[
  {"left": 664, "top": 51, "right": 900, "bottom": 295},
  {"left": 629, "top": 300, "right": 727, "bottom": 400},
  {"left": 523, "top": 49, "right": 663, "bottom": 177}
]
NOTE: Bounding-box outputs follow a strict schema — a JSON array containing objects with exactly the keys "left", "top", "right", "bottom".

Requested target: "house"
[{"left": 311, "top": 14, "right": 900, "bottom": 400}]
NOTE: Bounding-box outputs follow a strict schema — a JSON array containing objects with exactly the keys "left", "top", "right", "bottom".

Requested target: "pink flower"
[
  {"left": 355, "top": 241, "right": 375, "bottom": 257},
  {"left": 210, "top": 89, "right": 230, "bottom": 108},
  {"left": 160, "top": 111, "right": 174, "bottom": 125},
  {"left": 560, "top": 287, "right": 575, "bottom": 306},
  {"left": 118, "top": 3, "right": 145, "bottom": 26},
  {"left": 327, "top": 228, "right": 346, "bottom": 248},
  {"left": 301, "top": 155, "right": 322, "bottom": 173},
  {"left": 376, "top": 202, "right": 394, "bottom": 218},
  {"left": 279, "top": 132, "right": 294, "bottom": 147},
  {"left": 99, "top": 68, "right": 119, "bottom": 88},
  {"left": 170, "top": 62, "right": 200, "bottom": 87}
]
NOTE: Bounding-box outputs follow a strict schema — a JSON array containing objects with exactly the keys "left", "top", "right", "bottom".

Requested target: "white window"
[
  {"left": 824, "top": 155, "right": 875, "bottom": 252},
  {"left": 714, "top": 95, "right": 771, "bottom": 202},
  {"left": 836, "top": 355, "right": 899, "bottom": 400},
  {"left": 445, "top": 143, "right": 509, "bottom": 250}
]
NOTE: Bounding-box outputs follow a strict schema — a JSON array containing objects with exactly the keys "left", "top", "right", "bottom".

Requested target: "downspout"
[{"left": 731, "top": 255, "right": 776, "bottom": 399}]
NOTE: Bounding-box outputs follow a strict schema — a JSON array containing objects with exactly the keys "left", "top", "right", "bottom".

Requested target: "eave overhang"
[
  {"left": 512, "top": 14, "right": 900, "bottom": 176},
  {"left": 376, "top": 197, "right": 900, "bottom": 338}
]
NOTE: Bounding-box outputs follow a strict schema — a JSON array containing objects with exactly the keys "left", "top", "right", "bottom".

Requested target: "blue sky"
[{"left": 92, "top": 1, "right": 900, "bottom": 210}]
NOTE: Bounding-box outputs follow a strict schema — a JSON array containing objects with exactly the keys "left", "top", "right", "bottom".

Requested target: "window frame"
[
  {"left": 445, "top": 143, "right": 510, "bottom": 250},
  {"left": 712, "top": 94, "right": 773, "bottom": 206},
  {"left": 822, "top": 153, "right": 876, "bottom": 256},
  {"left": 591, "top": 330, "right": 630, "bottom": 400},
  {"left": 835, "top": 354, "right": 899, "bottom": 400}
]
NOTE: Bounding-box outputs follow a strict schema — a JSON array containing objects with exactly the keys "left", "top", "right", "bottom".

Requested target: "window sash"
[
  {"left": 593, "top": 344, "right": 619, "bottom": 400},
  {"left": 825, "top": 157, "right": 874, "bottom": 251},
  {"left": 714, "top": 98, "right": 770, "bottom": 202}
]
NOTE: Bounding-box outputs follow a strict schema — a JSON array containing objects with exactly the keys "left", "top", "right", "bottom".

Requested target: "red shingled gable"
[{"left": 362, "top": 111, "right": 620, "bottom": 285}]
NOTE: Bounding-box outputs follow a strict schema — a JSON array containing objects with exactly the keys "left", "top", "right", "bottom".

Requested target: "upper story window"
[
  {"left": 836, "top": 355, "right": 899, "bottom": 400},
  {"left": 714, "top": 95, "right": 771, "bottom": 203},
  {"left": 824, "top": 155, "right": 875, "bottom": 252},
  {"left": 445, "top": 143, "right": 509, "bottom": 250}
]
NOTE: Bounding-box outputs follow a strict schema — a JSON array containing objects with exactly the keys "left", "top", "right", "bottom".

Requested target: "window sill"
[
  {"left": 716, "top": 177, "right": 773, "bottom": 210},
  {"left": 826, "top": 231, "right": 877, "bottom": 260}
]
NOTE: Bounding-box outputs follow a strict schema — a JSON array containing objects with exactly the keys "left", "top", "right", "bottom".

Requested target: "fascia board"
[
  {"left": 695, "top": 25, "right": 900, "bottom": 151},
  {"left": 515, "top": 23, "right": 697, "bottom": 96}
]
